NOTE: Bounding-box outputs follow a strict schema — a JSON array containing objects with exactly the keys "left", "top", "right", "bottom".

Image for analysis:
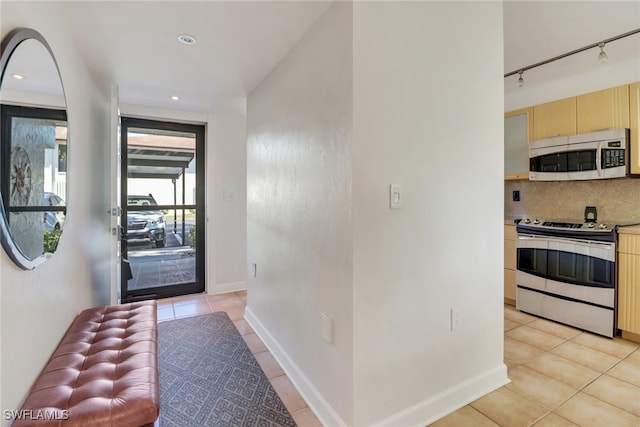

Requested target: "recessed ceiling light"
[
  {"left": 177, "top": 34, "right": 197, "bottom": 45},
  {"left": 170, "top": 95, "right": 180, "bottom": 101},
  {"left": 12, "top": 74, "right": 25, "bottom": 80}
]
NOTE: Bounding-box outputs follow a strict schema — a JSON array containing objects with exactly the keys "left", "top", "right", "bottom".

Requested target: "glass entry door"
[{"left": 121, "top": 117, "right": 204, "bottom": 302}]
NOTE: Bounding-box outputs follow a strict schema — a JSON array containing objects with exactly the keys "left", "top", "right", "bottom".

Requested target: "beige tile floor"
[
  {"left": 432, "top": 305, "right": 640, "bottom": 427},
  {"left": 157, "top": 291, "right": 323, "bottom": 427},
  {"left": 158, "top": 295, "right": 640, "bottom": 427}
]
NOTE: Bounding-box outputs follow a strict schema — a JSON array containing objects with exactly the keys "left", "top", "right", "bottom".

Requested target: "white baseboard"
[
  {"left": 245, "top": 306, "right": 508, "bottom": 427},
  {"left": 373, "top": 364, "right": 510, "bottom": 427},
  {"left": 209, "top": 281, "right": 246, "bottom": 295},
  {"left": 244, "top": 306, "right": 347, "bottom": 427}
]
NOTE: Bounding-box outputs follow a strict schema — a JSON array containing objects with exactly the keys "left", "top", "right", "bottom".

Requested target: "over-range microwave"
[{"left": 529, "top": 128, "right": 630, "bottom": 181}]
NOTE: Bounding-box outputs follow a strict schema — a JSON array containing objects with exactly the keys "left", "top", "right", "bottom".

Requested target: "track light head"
[
  {"left": 598, "top": 42, "right": 608, "bottom": 63},
  {"left": 517, "top": 71, "right": 524, "bottom": 87}
]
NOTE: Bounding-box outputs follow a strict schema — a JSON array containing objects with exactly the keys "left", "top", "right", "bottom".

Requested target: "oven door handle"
[
  {"left": 517, "top": 234, "right": 614, "bottom": 249},
  {"left": 551, "top": 240, "right": 614, "bottom": 252}
]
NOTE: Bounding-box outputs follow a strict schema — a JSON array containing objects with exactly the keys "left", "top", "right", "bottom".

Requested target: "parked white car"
[{"left": 127, "top": 194, "right": 166, "bottom": 248}]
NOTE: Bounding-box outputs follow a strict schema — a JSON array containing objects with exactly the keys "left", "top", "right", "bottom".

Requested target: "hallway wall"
[{"left": 1, "top": 1, "right": 111, "bottom": 415}]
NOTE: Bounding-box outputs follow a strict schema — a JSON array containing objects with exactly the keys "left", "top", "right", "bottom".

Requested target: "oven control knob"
[
  {"left": 523, "top": 218, "right": 531, "bottom": 224},
  {"left": 533, "top": 219, "right": 540, "bottom": 224},
  {"left": 599, "top": 223, "right": 607, "bottom": 229},
  {"left": 587, "top": 223, "right": 595, "bottom": 228}
]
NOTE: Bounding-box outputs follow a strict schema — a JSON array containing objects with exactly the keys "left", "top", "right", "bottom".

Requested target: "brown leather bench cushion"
[{"left": 15, "top": 301, "right": 159, "bottom": 426}]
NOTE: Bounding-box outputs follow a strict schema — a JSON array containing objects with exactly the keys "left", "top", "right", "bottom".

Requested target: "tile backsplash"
[{"left": 505, "top": 178, "right": 640, "bottom": 223}]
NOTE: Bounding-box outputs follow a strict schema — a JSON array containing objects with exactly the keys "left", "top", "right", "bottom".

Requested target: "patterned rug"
[{"left": 158, "top": 312, "right": 297, "bottom": 426}]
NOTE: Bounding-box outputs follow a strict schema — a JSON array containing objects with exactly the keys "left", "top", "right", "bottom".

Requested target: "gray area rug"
[{"left": 158, "top": 312, "right": 297, "bottom": 427}]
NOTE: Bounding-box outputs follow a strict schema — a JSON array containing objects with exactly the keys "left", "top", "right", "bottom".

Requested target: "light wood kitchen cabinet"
[
  {"left": 504, "top": 108, "right": 532, "bottom": 180},
  {"left": 577, "top": 84, "right": 629, "bottom": 134},
  {"left": 630, "top": 82, "right": 640, "bottom": 174},
  {"left": 504, "top": 224, "right": 516, "bottom": 305},
  {"left": 533, "top": 97, "right": 577, "bottom": 140},
  {"left": 617, "top": 233, "right": 640, "bottom": 342}
]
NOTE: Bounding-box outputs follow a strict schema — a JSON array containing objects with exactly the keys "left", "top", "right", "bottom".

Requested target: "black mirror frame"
[{"left": 0, "top": 28, "right": 67, "bottom": 270}]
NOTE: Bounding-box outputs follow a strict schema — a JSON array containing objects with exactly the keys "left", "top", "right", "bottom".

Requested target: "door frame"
[{"left": 120, "top": 116, "right": 205, "bottom": 302}]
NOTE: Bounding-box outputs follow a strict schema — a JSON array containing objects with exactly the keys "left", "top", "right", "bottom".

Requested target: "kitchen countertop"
[{"left": 618, "top": 225, "right": 640, "bottom": 235}]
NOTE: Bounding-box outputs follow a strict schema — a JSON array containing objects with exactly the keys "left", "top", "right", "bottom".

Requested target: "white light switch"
[{"left": 389, "top": 184, "right": 402, "bottom": 209}]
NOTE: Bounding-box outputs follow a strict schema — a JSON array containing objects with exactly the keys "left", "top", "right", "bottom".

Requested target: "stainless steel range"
[{"left": 515, "top": 217, "right": 620, "bottom": 337}]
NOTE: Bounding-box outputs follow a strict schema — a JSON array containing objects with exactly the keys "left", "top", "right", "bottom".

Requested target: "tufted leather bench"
[{"left": 14, "top": 301, "right": 159, "bottom": 426}]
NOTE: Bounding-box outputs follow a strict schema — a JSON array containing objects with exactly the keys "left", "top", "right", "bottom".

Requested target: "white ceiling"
[
  {"left": 59, "top": 1, "right": 333, "bottom": 114},
  {"left": 504, "top": 1, "right": 639, "bottom": 73},
  {"left": 33, "top": 1, "right": 639, "bottom": 115},
  {"left": 504, "top": 1, "right": 640, "bottom": 96}
]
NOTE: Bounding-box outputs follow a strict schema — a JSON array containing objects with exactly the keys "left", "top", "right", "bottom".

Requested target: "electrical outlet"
[
  {"left": 450, "top": 308, "right": 461, "bottom": 331},
  {"left": 512, "top": 190, "right": 520, "bottom": 202},
  {"left": 321, "top": 313, "right": 333, "bottom": 344}
]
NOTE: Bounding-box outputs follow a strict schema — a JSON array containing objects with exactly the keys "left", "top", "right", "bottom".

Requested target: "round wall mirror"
[{"left": 0, "top": 28, "right": 68, "bottom": 269}]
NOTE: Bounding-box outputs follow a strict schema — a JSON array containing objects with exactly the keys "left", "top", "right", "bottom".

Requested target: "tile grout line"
[
  {"left": 509, "top": 323, "right": 581, "bottom": 344},
  {"left": 503, "top": 307, "right": 640, "bottom": 425},
  {"left": 512, "top": 346, "right": 640, "bottom": 422},
  {"left": 504, "top": 332, "right": 567, "bottom": 357},
  {"left": 579, "top": 373, "right": 640, "bottom": 419},
  {"left": 504, "top": 362, "right": 582, "bottom": 413}
]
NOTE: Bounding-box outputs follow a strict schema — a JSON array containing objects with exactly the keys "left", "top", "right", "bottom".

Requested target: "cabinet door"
[
  {"left": 577, "top": 85, "right": 629, "bottom": 134},
  {"left": 630, "top": 82, "right": 640, "bottom": 174},
  {"left": 504, "top": 238, "right": 516, "bottom": 270},
  {"left": 504, "top": 108, "right": 532, "bottom": 180},
  {"left": 618, "top": 251, "right": 640, "bottom": 334},
  {"left": 533, "top": 97, "right": 577, "bottom": 140},
  {"left": 504, "top": 269, "right": 516, "bottom": 302},
  {"left": 504, "top": 224, "right": 517, "bottom": 304}
]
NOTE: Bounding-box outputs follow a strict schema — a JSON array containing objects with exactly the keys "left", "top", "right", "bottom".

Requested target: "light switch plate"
[
  {"left": 389, "top": 184, "right": 402, "bottom": 209},
  {"left": 321, "top": 313, "right": 333, "bottom": 343}
]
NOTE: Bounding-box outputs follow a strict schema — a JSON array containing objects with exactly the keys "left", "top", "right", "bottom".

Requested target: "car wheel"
[{"left": 156, "top": 239, "right": 165, "bottom": 248}]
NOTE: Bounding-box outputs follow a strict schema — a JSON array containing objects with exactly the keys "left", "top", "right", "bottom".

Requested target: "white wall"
[
  {"left": 211, "top": 114, "right": 247, "bottom": 293},
  {"left": 1, "top": 1, "right": 112, "bottom": 414},
  {"left": 248, "top": 2, "right": 506, "bottom": 426},
  {"left": 246, "top": 2, "right": 353, "bottom": 425},
  {"left": 351, "top": 2, "right": 507, "bottom": 426}
]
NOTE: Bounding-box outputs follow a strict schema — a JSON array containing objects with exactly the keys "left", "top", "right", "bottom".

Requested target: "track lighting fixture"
[
  {"left": 504, "top": 28, "right": 639, "bottom": 86},
  {"left": 598, "top": 43, "right": 608, "bottom": 63}
]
